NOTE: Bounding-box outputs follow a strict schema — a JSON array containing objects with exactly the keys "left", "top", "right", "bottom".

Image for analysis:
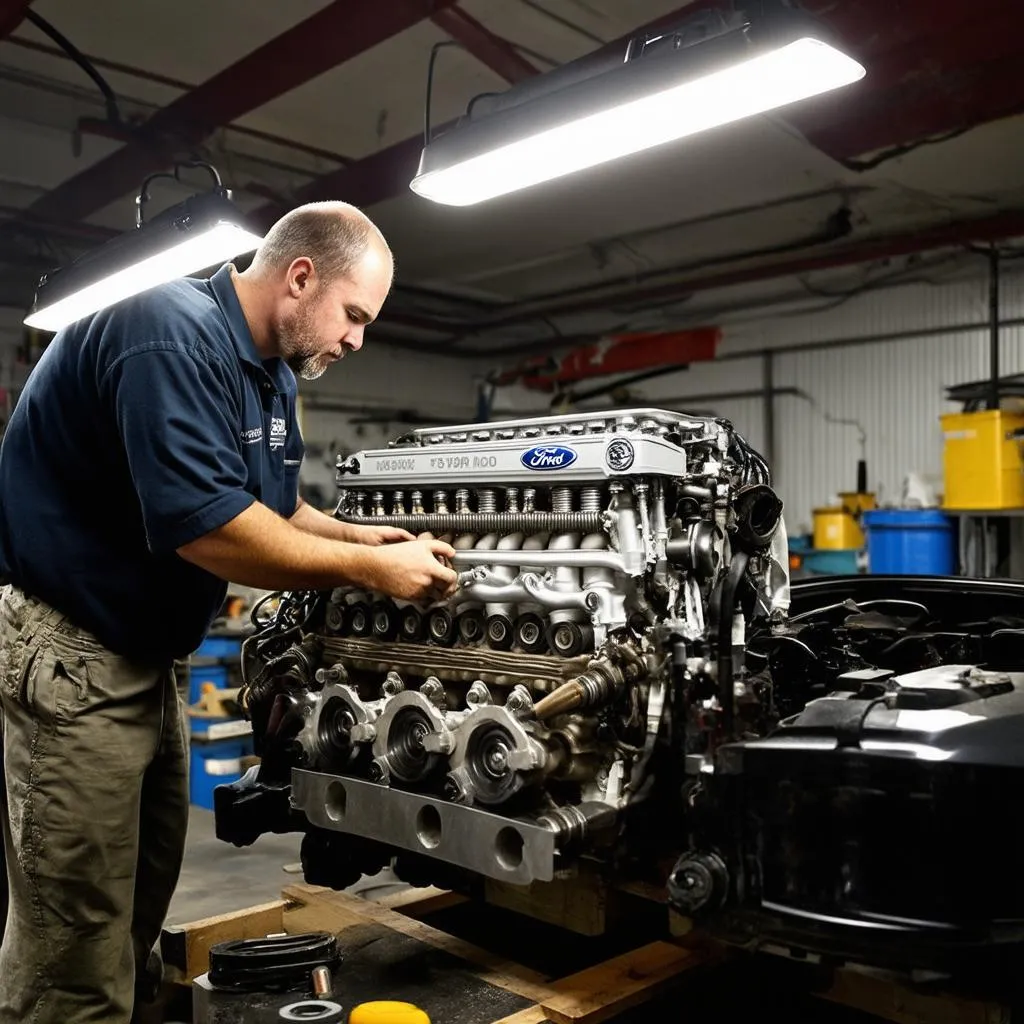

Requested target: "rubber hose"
[{"left": 718, "top": 550, "right": 750, "bottom": 738}]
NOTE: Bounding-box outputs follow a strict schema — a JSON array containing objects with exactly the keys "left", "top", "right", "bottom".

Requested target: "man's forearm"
[
  {"left": 178, "top": 502, "right": 371, "bottom": 590},
  {"left": 290, "top": 497, "right": 355, "bottom": 542}
]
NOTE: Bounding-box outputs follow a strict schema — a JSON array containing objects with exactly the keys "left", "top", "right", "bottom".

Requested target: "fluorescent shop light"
[
  {"left": 24, "top": 185, "right": 262, "bottom": 332},
  {"left": 410, "top": 8, "right": 865, "bottom": 206}
]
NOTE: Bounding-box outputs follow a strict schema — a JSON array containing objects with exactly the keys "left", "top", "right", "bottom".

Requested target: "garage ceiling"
[{"left": 0, "top": 0, "right": 1022, "bottom": 354}]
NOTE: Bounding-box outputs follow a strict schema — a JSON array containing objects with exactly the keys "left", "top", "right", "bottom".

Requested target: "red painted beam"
[
  {"left": 0, "top": 0, "right": 32, "bottom": 39},
  {"left": 791, "top": 0, "right": 1024, "bottom": 161},
  {"left": 430, "top": 5, "right": 538, "bottom": 85},
  {"left": 252, "top": 2, "right": 717, "bottom": 222},
  {"left": 24, "top": 0, "right": 456, "bottom": 226}
]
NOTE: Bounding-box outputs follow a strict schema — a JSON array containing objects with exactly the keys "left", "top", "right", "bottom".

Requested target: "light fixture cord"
[
  {"left": 424, "top": 40, "right": 462, "bottom": 146},
  {"left": 24, "top": 10, "right": 124, "bottom": 128}
]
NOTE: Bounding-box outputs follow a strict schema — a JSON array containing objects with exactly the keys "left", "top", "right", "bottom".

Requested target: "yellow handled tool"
[{"left": 349, "top": 1002, "right": 430, "bottom": 1024}]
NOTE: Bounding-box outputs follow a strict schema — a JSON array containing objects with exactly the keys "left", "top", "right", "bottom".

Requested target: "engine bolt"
[
  {"left": 368, "top": 759, "right": 388, "bottom": 784},
  {"left": 382, "top": 672, "right": 404, "bottom": 696}
]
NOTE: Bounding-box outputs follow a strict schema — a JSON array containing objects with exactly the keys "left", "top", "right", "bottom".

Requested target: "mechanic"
[{"left": 0, "top": 200, "right": 458, "bottom": 1024}]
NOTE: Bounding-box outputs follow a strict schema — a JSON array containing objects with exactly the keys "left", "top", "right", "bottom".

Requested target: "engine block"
[{"left": 218, "top": 408, "right": 789, "bottom": 893}]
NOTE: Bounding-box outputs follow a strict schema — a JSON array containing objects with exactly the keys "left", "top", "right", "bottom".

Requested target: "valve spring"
[
  {"left": 371, "top": 491, "right": 386, "bottom": 516},
  {"left": 355, "top": 491, "right": 367, "bottom": 516},
  {"left": 433, "top": 490, "right": 449, "bottom": 514},
  {"left": 391, "top": 491, "right": 406, "bottom": 515},
  {"left": 505, "top": 487, "right": 520, "bottom": 514},
  {"left": 478, "top": 490, "right": 497, "bottom": 514},
  {"left": 580, "top": 487, "right": 602, "bottom": 513},
  {"left": 552, "top": 487, "right": 573, "bottom": 513},
  {"left": 411, "top": 491, "right": 425, "bottom": 515},
  {"left": 523, "top": 487, "right": 536, "bottom": 513},
  {"left": 455, "top": 488, "right": 471, "bottom": 514}
]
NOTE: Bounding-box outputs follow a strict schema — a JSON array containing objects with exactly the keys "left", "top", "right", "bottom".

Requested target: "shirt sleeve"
[{"left": 100, "top": 342, "right": 256, "bottom": 555}]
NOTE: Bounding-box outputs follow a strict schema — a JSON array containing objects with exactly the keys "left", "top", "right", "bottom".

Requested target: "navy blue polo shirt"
[{"left": 0, "top": 264, "right": 304, "bottom": 663}]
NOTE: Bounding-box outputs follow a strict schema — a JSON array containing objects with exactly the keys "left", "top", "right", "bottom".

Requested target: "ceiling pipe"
[{"left": 374, "top": 207, "right": 1024, "bottom": 350}]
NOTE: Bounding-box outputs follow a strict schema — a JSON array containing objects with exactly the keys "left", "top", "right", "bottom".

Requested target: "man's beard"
[{"left": 280, "top": 301, "right": 333, "bottom": 381}]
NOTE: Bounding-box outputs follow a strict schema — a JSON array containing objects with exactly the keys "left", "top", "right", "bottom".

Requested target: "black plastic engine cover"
[{"left": 690, "top": 738, "right": 1024, "bottom": 975}]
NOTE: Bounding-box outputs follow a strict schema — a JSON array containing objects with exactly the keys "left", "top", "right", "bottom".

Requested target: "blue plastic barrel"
[{"left": 862, "top": 509, "right": 957, "bottom": 575}]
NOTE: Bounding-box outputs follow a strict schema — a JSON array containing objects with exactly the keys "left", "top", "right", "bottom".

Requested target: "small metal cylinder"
[
  {"left": 455, "top": 488, "right": 471, "bottom": 514},
  {"left": 410, "top": 490, "right": 425, "bottom": 515},
  {"left": 311, "top": 965, "right": 333, "bottom": 998},
  {"left": 552, "top": 487, "right": 573, "bottom": 513},
  {"left": 580, "top": 486, "right": 601, "bottom": 513},
  {"left": 523, "top": 487, "right": 536, "bottom": 513},
  {"left": 391, "top": 491, "right": 406, "bottom": 515},
  {"left": 433, "top": 490, "right": 449, "bottom": 514},
  {"left": 478, "top": 489, "right": 497, "bottom": 513},
  {"left": 371, "top": 491, "right": 385, "bottom": 516},
  {"left": 505, "top": 487, "right": 520, "bottom": 514}
]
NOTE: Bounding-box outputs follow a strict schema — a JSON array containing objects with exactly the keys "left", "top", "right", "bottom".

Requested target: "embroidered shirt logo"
[
  {"left": 270, "top": 417, "right": 287, "bottom": 451},
  {"left": 240, "top": 426, "right": 263, "bottom": 445}
]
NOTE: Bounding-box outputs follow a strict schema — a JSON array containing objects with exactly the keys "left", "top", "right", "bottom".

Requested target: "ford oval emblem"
[{"left": 520, "top": 444, "right": 578, "bottom": 471}]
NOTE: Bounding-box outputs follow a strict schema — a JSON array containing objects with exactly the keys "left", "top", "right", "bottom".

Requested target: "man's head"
[{"left": 242, "top": 201, "right": 394, "bottom": 380}]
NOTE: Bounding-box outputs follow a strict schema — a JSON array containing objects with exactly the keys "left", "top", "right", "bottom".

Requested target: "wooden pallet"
[
  {"left": 163, "top": 882, "right": 713, "bottom": 1024},
  {"left": 162, "top": 883, "right": 1012, "bottom": 1024}
]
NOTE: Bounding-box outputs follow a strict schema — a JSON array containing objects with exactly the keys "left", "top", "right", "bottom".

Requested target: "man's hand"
[
  {"left": 363, "top": 536, "right": 458, "bottom": 602},
  {"left": 344, "top": 522, "right": 416, "bottom": 546}
]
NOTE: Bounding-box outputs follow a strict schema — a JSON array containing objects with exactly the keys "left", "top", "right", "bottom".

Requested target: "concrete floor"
[{"left": 166, "top": 806, "right": 409, "bottom": 926}]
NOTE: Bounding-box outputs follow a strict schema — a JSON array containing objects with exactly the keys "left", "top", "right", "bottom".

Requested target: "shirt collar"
[{"left": 207, "top": 263, "right": 293, "bottom": 394}]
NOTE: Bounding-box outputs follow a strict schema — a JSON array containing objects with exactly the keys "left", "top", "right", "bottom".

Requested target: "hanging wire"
[
  {"left": 424, "top": 40, "right": 462, "bottom": 146},
  {"left": 24, "top": 9, "right": 124, "bottom": 128}
]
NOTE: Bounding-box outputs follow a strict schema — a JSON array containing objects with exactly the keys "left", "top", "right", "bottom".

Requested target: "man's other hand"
[{"left": 347, "top": 523, "right": 416, "bottom": 546}]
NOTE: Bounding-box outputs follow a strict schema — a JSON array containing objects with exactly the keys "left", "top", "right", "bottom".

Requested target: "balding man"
[{"left": 0, "top": 201, "right": 457, "bottom": 1024}]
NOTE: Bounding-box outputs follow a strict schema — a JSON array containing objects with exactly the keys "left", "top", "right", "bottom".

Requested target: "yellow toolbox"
[
  {"left": 941, "top": 409, "right": 1024, "bottom": 509},
  {"left": 813, "top": 506, "right": 864, "bottom": 550}
]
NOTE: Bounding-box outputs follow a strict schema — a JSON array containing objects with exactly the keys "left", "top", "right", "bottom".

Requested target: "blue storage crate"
[
  {"left": 190, "top": 734, "right": 254, "bottom": 810},
  {"left": 195, "top": 635, "right": 243, "bottom": 659},
  {"left": 188, "top": 664, "right": 229, "bottom": 705}
]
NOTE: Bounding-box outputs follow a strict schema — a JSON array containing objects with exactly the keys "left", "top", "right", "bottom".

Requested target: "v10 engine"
[{"left": 215, "top": 408, "right": 789, "bottom": 894}]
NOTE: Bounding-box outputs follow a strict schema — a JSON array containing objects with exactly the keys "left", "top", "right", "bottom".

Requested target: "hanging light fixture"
[
  {"left": 23, "top": 162, "right": 263, "bottom": 332},
  {"left": 410, "top": 1, "right": 865, "bottom": 207}
]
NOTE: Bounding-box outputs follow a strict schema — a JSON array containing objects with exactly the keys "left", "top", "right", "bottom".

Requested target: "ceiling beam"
[
  {"left": 22, "top": 0, "right": 457, "bottom": 226},
  {"left": 438, "top": 208, "right": 1024, "bottom": 338},
  {"left": 791, "top": 0, "right": 1024, "bottom": 163},
  {"left": 251, "top": 2, "right": 717, "bottom": 223},
  {"left": 0, "top": 0, "right": 32, "bottom": 39},
  {"left": 430, "top": 5, "right": 538, "bottom": 84}
]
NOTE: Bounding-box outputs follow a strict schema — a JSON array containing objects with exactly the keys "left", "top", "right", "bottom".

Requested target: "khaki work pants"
[{"left": 0, "top": 584, "right": 189, "bottom": 1023}]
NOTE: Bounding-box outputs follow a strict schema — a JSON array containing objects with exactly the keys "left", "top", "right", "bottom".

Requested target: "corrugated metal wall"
[{"left": 637, "top": 265, "right": 1024, "bottom": 535}]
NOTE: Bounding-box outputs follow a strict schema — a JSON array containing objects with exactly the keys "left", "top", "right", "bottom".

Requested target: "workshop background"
[
  {"left": 0, "top": 0, "right": 1022, "bottom": 552},
  {"left": 4, "top": 2, "right": 1024, "bottom": 1022}
]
